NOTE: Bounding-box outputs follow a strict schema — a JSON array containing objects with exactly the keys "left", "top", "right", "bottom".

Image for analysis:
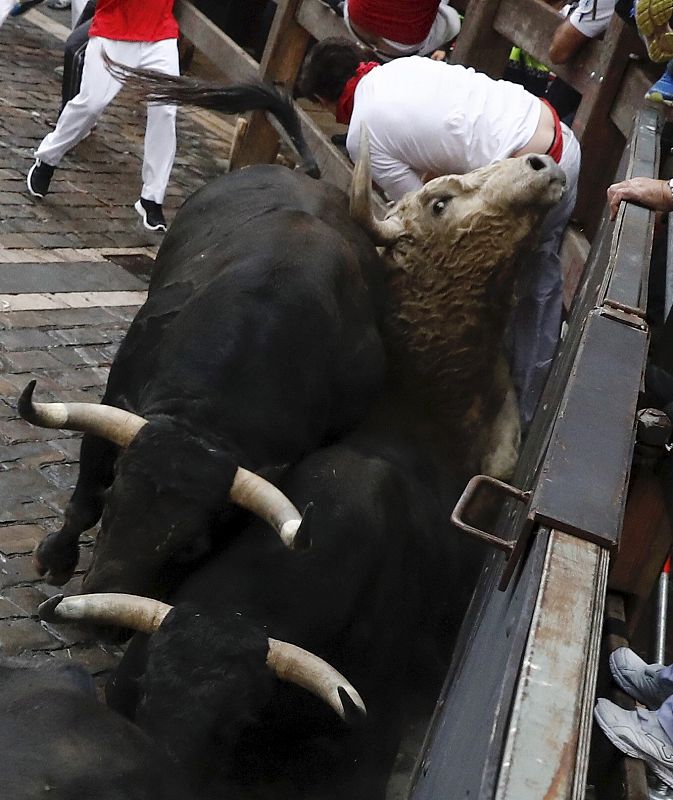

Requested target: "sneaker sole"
[
  {"left": 134, "top": 200, "right": 167, "bottom": 232},
  {"left": 636, "top": 0, "right": 673, "bottom": 61},
  {"left": 645, "top": 89, "right": 673, "bottom": 106},
  {"left": 26, "top": 162, "right": 45, "bottom": 199},
  {"left": 594, "top": 706, "right": 673, "bottom": 789}
]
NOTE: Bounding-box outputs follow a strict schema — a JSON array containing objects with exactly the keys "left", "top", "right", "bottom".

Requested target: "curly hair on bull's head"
[{"left": 298, "top": 37, "right": 377, "bottom": 103}]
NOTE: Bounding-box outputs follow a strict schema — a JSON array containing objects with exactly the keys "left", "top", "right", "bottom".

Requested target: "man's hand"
[{"left": 607, "top": 177, "right": 673, "bottom": 221}]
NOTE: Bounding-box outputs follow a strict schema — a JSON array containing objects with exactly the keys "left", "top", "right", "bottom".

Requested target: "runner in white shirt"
[
  {"left": 549, "top": 0, "right": 615, "bottom": 64},
  {"left": 300, "top": 39, "right": 581, "bottom": 428}
]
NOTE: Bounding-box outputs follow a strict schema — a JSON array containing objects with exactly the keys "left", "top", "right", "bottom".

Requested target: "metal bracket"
[
  {"left": 601, "top": 300, "right": 648, "bottom": 330},
  {"left": 451, "top": 475, "right": 535, "bottom": 591}
]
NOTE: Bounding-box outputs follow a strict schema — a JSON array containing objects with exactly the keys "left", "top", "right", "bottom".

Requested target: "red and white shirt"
[
  {"left": 89, "top": 0, "right": 179, "bottom": 42},
  {"left": 346, "top": 0, "right": 441, "bottom": 45}
]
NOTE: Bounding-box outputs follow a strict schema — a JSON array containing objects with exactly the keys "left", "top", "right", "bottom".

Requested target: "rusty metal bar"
[{"left": 450, "top": 475, "right": 530, "bottom": 555}]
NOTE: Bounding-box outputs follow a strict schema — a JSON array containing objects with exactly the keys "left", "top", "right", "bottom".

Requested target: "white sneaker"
[
  {"left": 610, "top": 648, "right": 673, "bottom": 709},
  {"left": 594, "top": 700, "right": 673, "bottom": 789}
]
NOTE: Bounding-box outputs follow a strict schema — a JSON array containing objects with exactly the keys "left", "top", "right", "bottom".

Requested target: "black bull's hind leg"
[{"left": 34, "top": 434, "right": 117, "bottom": 585}]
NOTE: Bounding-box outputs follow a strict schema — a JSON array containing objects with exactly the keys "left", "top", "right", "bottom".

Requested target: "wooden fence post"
[
  {"left": 228, "top": 0, "right": 311, "bottom": 171},
  {"left": 571, "top": 15, "right": 643, "bottom": 237},
  {"left": 450, "top": 0, "right": 511, "bottom": 77}
]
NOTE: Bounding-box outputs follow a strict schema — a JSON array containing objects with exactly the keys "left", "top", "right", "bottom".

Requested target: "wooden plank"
[
  {"left": 561, "top": 226, "right": 590, "bottom": 309},
  {"left": 589, "top": 593, "right": 650, "bottom": 800},
  {"left": 495, "top": 531, "right": 608, "bottom": 800},
  {"left": 229, "top": 0, "right": 311, "bottom": 170},
  {"left": 602, "top": 108, "right": 660, "bottom": 311},
  {"left": 571, "top": 14, "right": 642, "bottom": 236},
  {"left": 450, "top": 0, "right": 511, "bottom": 77},
  {"left": 611, "top": 61, "right": 662, "bottom": 139},
  {"left": 297, "top": 0, "right": 349, "bottom": 41},
  {"left": 608, "top": 472, "right": 672, "bottom": 633},
  {"left": 493, "top": 0, "right": 601, "bottom": 95},
  {"left": 173, "top": 0, "right": 258, "bottom": 83}
]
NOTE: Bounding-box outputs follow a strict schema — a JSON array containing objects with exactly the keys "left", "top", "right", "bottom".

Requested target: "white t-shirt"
[
  {"left": 565, "top": 0, "right": 614, "bottom": 38},
  {"left": 346, "top": 57, "right": 541, "bottom": 201}
]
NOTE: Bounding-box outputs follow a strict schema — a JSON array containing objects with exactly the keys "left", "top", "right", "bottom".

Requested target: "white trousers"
[
  {"left": 35, "top": 36, "right": 179, "bottom": 204},
  {"left": 71, "top": 0, "right": 87, "bottom": 28},
  {"left": 0, "top": 0, "right": 15, "bottom": 28}
]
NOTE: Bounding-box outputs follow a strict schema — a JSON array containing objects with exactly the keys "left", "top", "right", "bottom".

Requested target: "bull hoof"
[{"left": 33, "top": 534, "right": 79, "bottom": 586}]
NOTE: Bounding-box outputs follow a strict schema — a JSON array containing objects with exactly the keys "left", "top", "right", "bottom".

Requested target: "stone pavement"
[{"left": 0, "top": 7, "right": 235, "bottom": 681}]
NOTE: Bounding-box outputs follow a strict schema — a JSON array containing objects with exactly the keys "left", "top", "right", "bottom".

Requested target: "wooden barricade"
[{"left": 205, "top": 0, "right": 661, "bottom": 242}]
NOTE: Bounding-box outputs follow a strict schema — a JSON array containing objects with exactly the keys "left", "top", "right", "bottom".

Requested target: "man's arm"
[
  {"left": 607, "top": 177, "right": 673, "bottom": 220},
  {"left": 548, "top": 17, "right": 591, "bottom": 64}
]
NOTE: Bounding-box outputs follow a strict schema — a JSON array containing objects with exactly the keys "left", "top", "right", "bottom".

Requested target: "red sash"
[{"left": 541, "top": 99, "right": 563, "bottom": 164}]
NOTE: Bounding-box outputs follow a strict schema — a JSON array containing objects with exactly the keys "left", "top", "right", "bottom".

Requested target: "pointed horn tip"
[
  {"left": 280, "top": 518, "right": 302, "bottom": 549},
  {"left": 293, "top": 501, "right": 314, "bottom": 550},
  {"left": 38, "top": 593, "right": 65, "bottom": 623},
  {"left": 18, "top": 379, "right": 38, "bottom": 421},
  {"left": 337, "top": 685, "right": 367, "bottom": 724}
]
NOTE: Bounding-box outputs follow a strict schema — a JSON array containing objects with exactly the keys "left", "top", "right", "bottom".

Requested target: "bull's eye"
[{"left": 432, "top": 198, "right": 450, "bottom": 216}]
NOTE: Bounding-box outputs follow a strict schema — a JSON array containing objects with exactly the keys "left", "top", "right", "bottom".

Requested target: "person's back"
[{"left": 346, "top": 58, "right": 540, "bottom": 199}]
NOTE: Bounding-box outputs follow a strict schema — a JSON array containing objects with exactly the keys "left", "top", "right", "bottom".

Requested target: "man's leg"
[
  {"left": 70, "top": 0, "right": 89, "bottom": 28},
  {"left": 35, "top": 36, "right": 124, "bottom": 168},
  {"left": 60, "top": 17, "right": 91, "bottom": 111},
  {"left": 0, "top": 0, "right": 16, "bottom": 27},
  {"left": 134, "top": 38, "right": 179, "bottom": 229},
  {"left": 506, "top": 124, "right": 581, "bottom": 429}
]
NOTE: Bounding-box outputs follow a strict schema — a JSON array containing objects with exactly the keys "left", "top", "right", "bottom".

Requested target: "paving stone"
[
  {"left": 0, "top": 9, "right": 238, "bottom": 681},
  {"left": 0, "top": 440, "right": 65, "bottom": 468},
  {"left": 0, "top": 417, "right": 77, "bottom": 445},
  {"left": 0, "top": 585, "right": 50, "bottom": 617},
  {"left": 0, "top": 349, "right": 64, "bottom": 372},
  {"left": 0, "top": 524, "right": 44, "bottom": 556},
  {"left": 0, "top": 617, "right": 61, "bottom": 655}
]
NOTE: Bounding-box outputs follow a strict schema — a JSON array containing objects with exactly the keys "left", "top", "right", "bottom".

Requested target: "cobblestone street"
[{"left": 0, "top": 6, "right": 234, "bottom": 682}]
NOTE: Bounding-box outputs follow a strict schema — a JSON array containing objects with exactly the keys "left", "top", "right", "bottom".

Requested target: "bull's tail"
[{"left": 103, "top": 54, "right": 320, "bottom": 178}]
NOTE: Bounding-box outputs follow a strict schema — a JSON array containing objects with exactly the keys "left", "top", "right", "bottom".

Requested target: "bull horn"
[
  {"left": 38, "top": 593, "right": 172, "bottom": 634},
  {"left": 229, "top": 467, "right": 306, "bottom": 550},
  {"left": 349, "top": 124, "right": 404, "bottom": 246},
  {"left": 267, "top": 638, "right": 366, "bottom": 722},
  {"left": 19, "top": 380, "right": 148, "bottom": 448},
  {"left": 39, "top": 593, "right": 367, "bottom": 723}
]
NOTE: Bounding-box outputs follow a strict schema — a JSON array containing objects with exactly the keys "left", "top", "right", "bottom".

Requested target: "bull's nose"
[{"left": 526, "top": 154, "right": 549, "bottom": 171}]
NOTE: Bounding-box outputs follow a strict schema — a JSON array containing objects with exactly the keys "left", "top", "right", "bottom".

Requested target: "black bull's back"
[
  {"left": 107, "top": 440, "right": 483, "bottom": 798},
  {"left": 104, "top": 165, "right": 386, "bottom": 457},
  {"left": 34, "top": 165, "right": 387, "bottom": 595}
]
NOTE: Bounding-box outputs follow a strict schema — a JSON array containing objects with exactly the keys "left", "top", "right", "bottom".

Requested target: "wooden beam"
[
  {"left": 493, "top": 0, "right": 602, "bottom": 95},
  {"left": 561, "top": 225, "right": 590, "bottom": 309},
  {"left": 173, "top": 0, "right": 258, "bottom": 83},
  {"left": 297, "top": 0, "right": 349, "bottom": 41},
  {"left": 572, "top": 14, "right": 642, "bottom": 236},
  {"left": 450, "top": 0, "right": 511, "bottom": 77},
  {"left": 608, "top": 472, "right": 672, "bottom": 634},
  {"left": 611, "top": 59, "right": 663, "bottom": 138},
  {"left": 229, "top": 0, "right": 311, "bottom": 171}
]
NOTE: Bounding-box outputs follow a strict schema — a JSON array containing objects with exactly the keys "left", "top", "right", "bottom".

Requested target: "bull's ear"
[{"left": 349, "top": 124, "right": 403, "bottom": 246}]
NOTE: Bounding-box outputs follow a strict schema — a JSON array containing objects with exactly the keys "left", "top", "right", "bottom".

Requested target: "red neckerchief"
[
  {"left": 335, "top": 61, "right": 380, "bottom": 125},
  {"left": 541, "top": 98, "right": 563, "bottom": 164}
]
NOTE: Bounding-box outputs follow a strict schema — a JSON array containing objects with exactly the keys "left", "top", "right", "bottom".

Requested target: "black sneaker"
[
  {"left": 27, "top": 158, "right": 55, "bottom": 198},
  {"left": 135, "top": 198, "right": 167, "bottom": 232}
]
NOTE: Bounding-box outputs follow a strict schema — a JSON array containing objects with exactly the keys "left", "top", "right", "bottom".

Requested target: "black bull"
[
  {"left": 0, "top": 658, "right": 192, "bottom": 800},
  {"left": 45, "top": 436, "right": 483, "bottom": 800},
  {"left": 25, "top": 165, "right": 386, "bottom": 598}
]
